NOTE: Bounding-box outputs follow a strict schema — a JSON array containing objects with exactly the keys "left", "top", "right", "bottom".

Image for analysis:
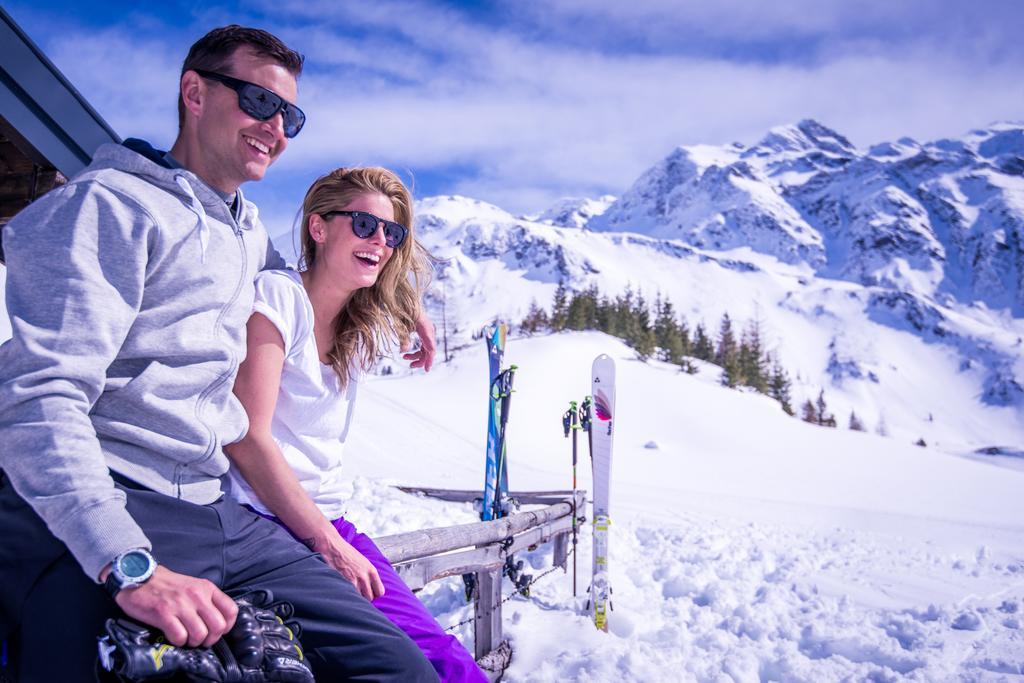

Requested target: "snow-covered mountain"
[
  {"left": 590, "top": 119, "right": 1024, "bottom": 314},
  {"left": 533, "top": 195, "right": 616, "bottom": 228},
  {"left": 414, "top": 122, "right": 1024, "bottom": 454}
]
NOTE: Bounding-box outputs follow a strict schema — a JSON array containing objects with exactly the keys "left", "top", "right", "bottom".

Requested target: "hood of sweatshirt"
[{"left": 92, "top": 139, "right": 262, "bottom": 260}]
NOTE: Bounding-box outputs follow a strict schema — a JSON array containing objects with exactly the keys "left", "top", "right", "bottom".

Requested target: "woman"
[{"left": 226, "top": 167, "right": 487, "bottom": 682}]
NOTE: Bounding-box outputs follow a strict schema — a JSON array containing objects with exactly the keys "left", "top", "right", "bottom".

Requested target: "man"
[{"left": 0, "top": 25, "right": 437, "bottom": 681}]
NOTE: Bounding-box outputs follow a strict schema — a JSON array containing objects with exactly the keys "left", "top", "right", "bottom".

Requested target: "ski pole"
[
  {"left": 580, "top": 395, "right": 593, "bottom": 452},
  {"left": 562, "top": 400, "right": 580, "bottom": 596},
  {"left": 492, "top": 365, "right": 517, "bottom": 520},
  {"left": 580, "top": 398, "right": 593, "bottom": 592}
]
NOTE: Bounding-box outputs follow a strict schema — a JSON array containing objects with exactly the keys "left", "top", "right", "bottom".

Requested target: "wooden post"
[
  {"left": 552, "top": 531, "right": 568, "bottom": 570},
  {"left": 474, "top": 568, "right": 502, "bottom": 661}
]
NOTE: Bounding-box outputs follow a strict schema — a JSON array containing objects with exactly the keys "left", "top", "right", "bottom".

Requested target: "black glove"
[
  {"left": 97, "top": 589, "right": 314, "bottom": 682},
  {"left": 222, "top": 590, "right": 313, "bottom": 683}
]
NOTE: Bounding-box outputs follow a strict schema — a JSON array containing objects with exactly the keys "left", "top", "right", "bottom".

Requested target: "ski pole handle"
[
  {"left": 579, "top": 396, "right": 593, "bottom": 432},
  {"left": 562, "top": 400, "right": 577, "bottom": 437}
]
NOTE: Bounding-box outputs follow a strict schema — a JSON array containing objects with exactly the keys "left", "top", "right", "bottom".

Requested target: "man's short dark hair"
[{"left": 177, "top": 25, "right": 305, "bottom": 129}]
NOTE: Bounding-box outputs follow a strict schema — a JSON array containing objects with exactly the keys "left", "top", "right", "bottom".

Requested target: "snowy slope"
[
  {"left": 415, "top": 191, "right": 1024, "bottom": 454},
  {"left": 346, "top": 331, "right": 1024, "bottom": 682}
]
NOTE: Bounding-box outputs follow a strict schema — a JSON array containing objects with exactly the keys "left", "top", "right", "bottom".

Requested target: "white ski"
[{"left": 589, "top": 354, "right": 615, "bottom": 631}]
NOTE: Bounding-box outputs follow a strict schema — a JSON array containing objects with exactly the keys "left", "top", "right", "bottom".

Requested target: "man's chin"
[{"left": 244, "top": 163, "right": 271, "bottom": 184}]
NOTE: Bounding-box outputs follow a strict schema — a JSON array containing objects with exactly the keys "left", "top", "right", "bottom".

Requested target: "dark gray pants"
[{"left": 0, "top": 472, "right": 438, "bottom": 682}]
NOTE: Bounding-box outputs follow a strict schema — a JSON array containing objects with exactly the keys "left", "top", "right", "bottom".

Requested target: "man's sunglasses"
[
  {"left": 322, "top": 211, "right": 408, "bottom": 249},
  {"left": 193, "top": 69, "right": 306, "bottom": 138}
]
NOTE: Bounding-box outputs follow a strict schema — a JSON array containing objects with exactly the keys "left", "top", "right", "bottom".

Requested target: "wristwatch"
[{"left": 103, "top": 548, "right": 157, "bottom": 598}]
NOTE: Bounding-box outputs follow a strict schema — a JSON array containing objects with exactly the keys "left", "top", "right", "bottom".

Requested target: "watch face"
[{"left": 120, "top": 551, "right": 151, "bottom": 579}]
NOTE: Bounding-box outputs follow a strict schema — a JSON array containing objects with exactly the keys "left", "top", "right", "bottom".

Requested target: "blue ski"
[{"left": 481, "top": 323, "right": 508, "bottom": 521}]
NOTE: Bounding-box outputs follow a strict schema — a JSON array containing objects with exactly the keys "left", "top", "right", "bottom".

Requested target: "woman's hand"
[
  {"left": 404, "top": 311, "right": 437, "bottom": 372},
  {"left": 316, "top": 534, "right": 386, "bottom": 601}
]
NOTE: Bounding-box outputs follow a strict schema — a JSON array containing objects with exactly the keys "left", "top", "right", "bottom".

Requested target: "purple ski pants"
[{"left": 325, "top": 516, "right": 488, "bottom": 682}]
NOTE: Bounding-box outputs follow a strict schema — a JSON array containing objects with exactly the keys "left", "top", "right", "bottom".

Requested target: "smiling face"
[
  {"left": 189, "top": 47, "right": 298, "bottom": 193},
  {"left": 309, "top": 192, "right": 396, "bottom": 299}
]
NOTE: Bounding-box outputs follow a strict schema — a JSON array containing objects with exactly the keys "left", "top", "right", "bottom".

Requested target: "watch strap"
[{"left": 103, "top": 571, "right": 123, "bottom": 599}]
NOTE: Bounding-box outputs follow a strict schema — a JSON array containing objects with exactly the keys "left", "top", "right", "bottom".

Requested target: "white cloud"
[
  {"left": 280, "top": 43, "right": 1024, "bottom": 206},
  {"left": 19, "top": 1, "right": 1024, "bottom": 215}
]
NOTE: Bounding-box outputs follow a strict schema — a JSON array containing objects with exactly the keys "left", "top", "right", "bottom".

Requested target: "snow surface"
[{"left": 346, "top": 332, "right": 1024, "bottom": 682}]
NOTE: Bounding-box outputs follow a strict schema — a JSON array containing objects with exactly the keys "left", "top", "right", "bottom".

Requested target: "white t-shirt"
[{"left": 228, "top": 269, "right": 358, "bottom": 519}]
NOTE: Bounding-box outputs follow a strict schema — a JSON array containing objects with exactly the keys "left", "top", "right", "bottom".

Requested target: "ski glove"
[{"left": 97, "top": 589, "right": 314, "bottom": 682}]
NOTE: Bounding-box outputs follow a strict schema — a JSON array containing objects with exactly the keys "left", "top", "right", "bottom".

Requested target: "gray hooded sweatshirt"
[{"left": 0, "top": 140, "right": 285, "bottom": 581}]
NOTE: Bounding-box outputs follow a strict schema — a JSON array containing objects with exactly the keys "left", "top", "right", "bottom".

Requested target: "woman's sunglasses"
[
  {"left": 322, "top": 211, "right": 408, "bottom": 249},
  {"left": 193, "top": 69, "right": 306, "bottom": 138}
]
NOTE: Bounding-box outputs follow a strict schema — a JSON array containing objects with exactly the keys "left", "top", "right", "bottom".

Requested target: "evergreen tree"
[
  {"left": 566, "top": 285, "right": 599, "bottom": 331},
  {"left": 585, "top": 284, "right": 600, "bottom": 328},
  {"left": 739, "top": 320, "right": 769, "bottom": 394},
  {"left": 848, "top": 411, "right": 865, "bottom": 432},
  {"left": 768, "top": 355, "right": 795, "bottom": 415},
  {"left": 720, "top": 356, "right": 743, "bottom": 388},
  {"left": 596, "top": 294, "right": 616, "bottom": 336},
  {"left": 677, "top": 316, "right": 692, "bottom": 359},
  {"left": 876, "top": 415, "right": 889, "bottom": 437},
  {"left": 715, "top": 313, "right": 738, "bottom": 367},
  {"left": 550, "top": 282, "right": 569, "bottom": 331},
  {"left": 692, "top": 323, "right": 714, "bottom": 362},
  {"left": 615, "top": 287, "right": 639, "bottom": 349},
  {"left": 519, "top": 299, "right": 549, "bottom": 336},
  {"left": 654, "top": 298, "right": 686, "bottom": 364},
  {"left": 630, "top": 292, "right": 657, "bottom": 361},
  {"left": 717, "top": 313, "right": 741, "bottom": 387},
  {"left": 815, "top": 390, "right": 836, "bottom": 427},
  {"left": 801, "top": 399, "right": 818, "bottom": 424},
  {"left": 565, "top": 290, "right": 584, "bottom": 330}
]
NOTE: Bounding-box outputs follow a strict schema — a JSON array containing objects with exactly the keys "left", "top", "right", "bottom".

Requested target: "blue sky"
[{"left": 5, "top": 1, "right": 1023, "bottom": 238}]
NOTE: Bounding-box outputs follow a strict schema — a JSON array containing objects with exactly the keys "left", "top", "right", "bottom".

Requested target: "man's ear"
[{"left": 180, "top": 70, "right": 207, "bottom": 119}]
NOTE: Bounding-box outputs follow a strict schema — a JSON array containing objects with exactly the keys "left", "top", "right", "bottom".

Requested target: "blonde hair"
[{"left": 298, "top": 167, "right": 433, "bottom": 388}]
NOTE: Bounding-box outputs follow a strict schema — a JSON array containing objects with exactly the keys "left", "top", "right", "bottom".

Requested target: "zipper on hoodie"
[{"left": 188, "top": 212, "right": 250, "bottom": 478}]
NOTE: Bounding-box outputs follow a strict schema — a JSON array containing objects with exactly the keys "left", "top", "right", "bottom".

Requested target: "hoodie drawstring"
[
  {"left": 174, "top": 175, "right": 211, "bottom": 263},
  {"left": 244, "top": 201, "right": 258, "bottom": 227}
]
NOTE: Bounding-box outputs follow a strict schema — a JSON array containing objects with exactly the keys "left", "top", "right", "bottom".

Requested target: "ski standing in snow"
[
  {"left": 481, "top": 323, "right": 509, "bottom": 522},
  {"left": 588, "top": 354, "right": 615, "bottom": 631}
]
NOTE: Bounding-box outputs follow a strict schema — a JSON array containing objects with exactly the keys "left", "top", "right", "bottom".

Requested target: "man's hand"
[
  {"left": 403, "top": 311, "right": 437, "bottom": 372},
  {"left": 108, "top": 565, "right": 239, "bottom": 648},
  {"left": 317, "top": 534, "right": 385, "bottom": 601}
]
